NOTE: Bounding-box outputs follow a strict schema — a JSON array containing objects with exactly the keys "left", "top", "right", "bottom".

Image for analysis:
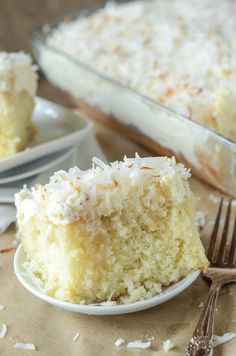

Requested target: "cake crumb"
[
  {"left": 14, "top": 343, "right": 36, "bottom": 351},
  {"left": 0, "top": 304, "right": 5, "bottom": 311},
  {"left": 163, "top": 339, "right": 175, "bottom": 352},
  {"left": 99, "top": 301, "right": 117, "bottom": 306},
  {"left": 198, "top": 302, "right": 204, "bottom": 308},
  {"left": 195, "top": 211, "right": 207, "bottom": 230},
  {"left": 91, "top": 301, "right": 117, "bottom": 306},
  {"left": 213, "top": 333, "right": 236, "bottom": 347},
  {"left": 127, "top": 340, "right": 152, "bottom": 349},
  {"left": 72, "top": 332, "right": 80, "bottom": 342},
  {"left": 0, "top": 323, "right": 7, "bottom": 339},
  {"left": 115, "top": 338, "right": 125, "bottom": 346}
]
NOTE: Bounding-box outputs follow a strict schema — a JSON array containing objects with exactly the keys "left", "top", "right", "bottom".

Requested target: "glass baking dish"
[{"left": 32, "top": 2, "right": 236, "bottom": 197}]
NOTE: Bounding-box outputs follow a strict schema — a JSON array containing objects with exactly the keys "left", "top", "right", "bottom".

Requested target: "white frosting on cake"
[
  {"left": 15, "top": 155, "right": 190, "bottom": 225},
  {"left": 0, "top": 52, "right": 37, "bottom": 96},
  {"left": 47, "top": 0, "right": 236, "bottom": 122}
]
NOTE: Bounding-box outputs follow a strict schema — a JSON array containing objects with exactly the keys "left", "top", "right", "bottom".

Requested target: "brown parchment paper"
[
  {"left": 1, "top": 0, "right": 235, "bottom": 353},
  {"left": 1, "top": 169, "right": 236, "bottom": 356}
]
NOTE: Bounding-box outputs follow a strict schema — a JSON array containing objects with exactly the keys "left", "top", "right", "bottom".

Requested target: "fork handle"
[{"left": 185, "top": 280, "right": 222, "bottom": 356}]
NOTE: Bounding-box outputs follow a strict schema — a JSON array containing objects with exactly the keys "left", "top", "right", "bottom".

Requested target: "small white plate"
[
  {"left": 0, "top": 97, "right": 92, "bottom": 173},
  {"left": 0, "top": 148, "right": 73, "bottom": 184},
  {"left": 0, "top": 149, "right": 75, "bottom": 203},
  {"left": 14, "top": 244, "right": 200, "bottom": 315}
]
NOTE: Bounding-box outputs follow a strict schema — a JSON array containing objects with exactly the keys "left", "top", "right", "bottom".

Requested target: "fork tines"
[{"left": 207, "top": 198, "right": 236, "bottom": 267}]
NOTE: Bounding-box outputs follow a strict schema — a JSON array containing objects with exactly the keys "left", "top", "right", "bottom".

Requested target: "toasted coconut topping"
[
  {"left": 47, "top": 0, "right": 236, "bottom": 124},
  {"left": 15, "top": 155, "right": 190, "bottom": 226}
]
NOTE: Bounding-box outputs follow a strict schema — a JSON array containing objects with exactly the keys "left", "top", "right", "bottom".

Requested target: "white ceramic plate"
[
  {"left": 0, "top": 97, "right": 92, "bottom": 173},
  {"left": 14, "top": 244, "right": 200, "bottom": 315},
  {"left": 0, "top": 149, "right": 75, "bottom": 203},
  {"left": 0, "top": 148, "right": 74, "bottom": 184}
]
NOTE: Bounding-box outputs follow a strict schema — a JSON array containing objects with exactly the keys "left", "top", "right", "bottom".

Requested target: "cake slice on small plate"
[
  {"left": 15, "top": 155, "right": 208, "bottom": 305},
  {"left": 0, "top": 52, "right": 38, "bottom": 159}
]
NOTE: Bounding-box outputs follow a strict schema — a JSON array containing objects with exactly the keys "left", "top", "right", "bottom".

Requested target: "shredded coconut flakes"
[
  {"left": 163, "top": 339, "right": 175, "bottom": 352},
  {"left": 72, "top": 332, "right": 80, "bottom": 342},
  {"left": 195, "top": 211, "right": 207, "bottom": 229},
  {"left": 127, "top": 340, "right": 152, "bottom": 349},
  {"left": 90, "top": 301, "right": 117, "bottom": 306},
  {"left": 0, "top": 323, "right": 7, "bottom": 339},
  {"left": 15, "top": 155, "right": 190, "bottom": 226},
  {"left": 213, "top": 333, "right": 236, "bottom": 347},
  {"left": 14, "top": 343, "right": 36, "bottom": 351},
  {"left": 107, "top": 290, "right": 116, "bottom": 302},
  {"left": 115, "top": 338, "right": 125, "bottom": 346},
  {"left": 46, "top": 0, "right": 236, "bottom": 138}
]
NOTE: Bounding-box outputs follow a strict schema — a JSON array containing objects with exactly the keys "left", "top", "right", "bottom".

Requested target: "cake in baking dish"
[
  {"left": 0, "top": 52, "right": 38, "bottom": 159},
  {"left": 46, "top": 0, "right": 236, "bottom": 140},
  {"left": 15, "top": 156, "right": 208, "bottom": 304}
]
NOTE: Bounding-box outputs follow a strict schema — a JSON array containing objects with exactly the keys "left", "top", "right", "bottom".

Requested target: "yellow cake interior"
[
  {"left": 15, "top": 156, "right": 208, "bottom": 304},
  {"left": 0, "top": 52, "right": 38, "bottom": 159},
  {"left": 0, "top": 91, "right": 35, "bottom": 158}
]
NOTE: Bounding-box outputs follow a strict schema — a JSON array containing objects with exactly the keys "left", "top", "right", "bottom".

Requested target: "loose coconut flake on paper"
[
  {"left": 213, "top": 333, "right": 236, "bottom": 347},
  {"left": 115, "top": 338, "right": 125, "bottom": 346},
  {"left": 195, "top": 211, "right": 207, "bottom": 230},
  {"left": 0, "top": 304, "right": 5, "bottom": 311},
  {"left": 72, "top": 332, "right": 80, "bottom": 342},
  {"left": 14, "top": 343, "right": 36, "bottom": 351},
  {"left": 163, "top": 339, "right": 175, "bottom": 352},
  {"left": 127, "top": 340, "right": 152, "bottom": 349},
  {"left": 0, "top": 323, "right": 7, "bottom": 339}
]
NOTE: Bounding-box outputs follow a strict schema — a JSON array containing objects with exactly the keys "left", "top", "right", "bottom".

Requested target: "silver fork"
[{"left": 185, "top": 198, "right": 236, "bottom": 356}]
